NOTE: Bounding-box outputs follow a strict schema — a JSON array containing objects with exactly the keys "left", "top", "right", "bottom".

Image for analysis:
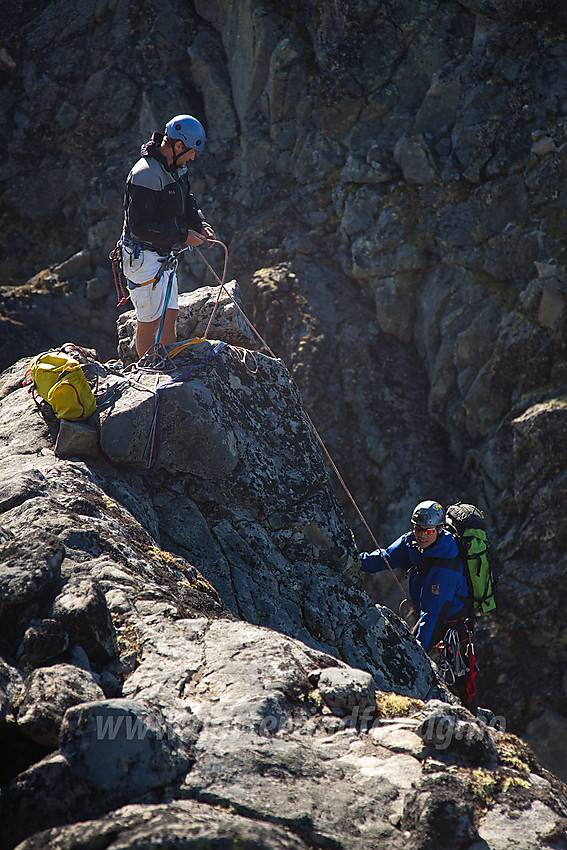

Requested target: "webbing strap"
[{"left": 159, "top": 342, "right": 227, "bottom": 389}]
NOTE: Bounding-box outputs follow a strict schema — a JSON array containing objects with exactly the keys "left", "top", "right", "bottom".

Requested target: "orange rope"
[
  {"left": 192, "top": 240, "right": 411, "bottom": 606},
  {"left": 193, "top": 239, "right": 229, "bottom": 339},
  {"left": 303, "top": 411, "right": 409, "bottom": 603}
]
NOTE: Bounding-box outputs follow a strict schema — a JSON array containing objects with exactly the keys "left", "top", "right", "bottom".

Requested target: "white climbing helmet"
[{"left": 411, "top": 500, "right": 445, "bottom": 528}]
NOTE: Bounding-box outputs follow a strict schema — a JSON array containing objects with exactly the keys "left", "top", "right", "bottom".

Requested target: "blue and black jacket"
[
  {"left": 123, "top": 133, "right": 207, "bottom": 256},
  {"left": 360, "top": 529, "right": 471, "bottom": 650}
]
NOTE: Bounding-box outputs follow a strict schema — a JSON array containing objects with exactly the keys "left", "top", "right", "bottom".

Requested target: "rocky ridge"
[{"left": 1, "top": 288, "right": 567, "bottom": 849}]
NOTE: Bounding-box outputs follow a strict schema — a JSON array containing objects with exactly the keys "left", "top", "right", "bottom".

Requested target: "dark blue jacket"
[
  {"left": 123, "top": 133, "right": 206, "bottom": 255},
  {"left": 360, "top": 529, "right": 470, "bottom": 650}
]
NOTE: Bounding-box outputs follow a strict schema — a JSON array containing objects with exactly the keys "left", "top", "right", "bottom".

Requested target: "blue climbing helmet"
[
  {"left": 165, "top": 114, "right": 206, "bottom": 151},
  {"left": 411, "top": 500, "right": 445, "bottom": 528}
]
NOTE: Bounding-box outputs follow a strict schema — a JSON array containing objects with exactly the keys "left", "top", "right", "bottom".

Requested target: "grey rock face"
[
  {"left": 1, "top": 283, "right": 567, "bottom": 848},
  {"left": 17, "top": 618, "right": 70, "bottom": 667},
  {"left": 17, "top": 664, "right": 105, "bottom": 748},
  {"left": 55, "top": 420, "right": 99, "bottom": 459},
  {"left": 14, "top": 800, "right": 312, "bottom": 850},
  {"left": 0, "top": 533, "right": 64, "bottom": 608},
  {"left": 0, "top": 659, "right": 24, "bottom": 730},
  {"left": 59, "top": 698, "right": 189, "bottom": 795},
  {"left": 315, "top": 666, "right": 377, "bottom": 718},
  {"left": 415, "top": 700, "right": 497, "bottom": 765},
  {"left": 50, "top": 574, "right": 117, "bottom": 662}
]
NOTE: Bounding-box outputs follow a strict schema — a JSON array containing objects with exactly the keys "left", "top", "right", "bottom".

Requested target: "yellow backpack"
[{"left": 26, "top": 350, "right": 97, "bottom": 421}]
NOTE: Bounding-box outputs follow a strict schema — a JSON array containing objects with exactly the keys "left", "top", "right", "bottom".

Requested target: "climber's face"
[
  {"left": 174, "top": 141, "right": 196, "bottom": 165},
  {"left": 413, "top": 525, "right": 439, "bottom": 549}
]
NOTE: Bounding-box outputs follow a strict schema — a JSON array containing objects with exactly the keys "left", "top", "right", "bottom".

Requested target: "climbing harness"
[
  {"left": 109, "top": 234, "right": 179, "bottom": 309},
  {"left": 434, "top": 619, "right": 478, "bottom": 708}
]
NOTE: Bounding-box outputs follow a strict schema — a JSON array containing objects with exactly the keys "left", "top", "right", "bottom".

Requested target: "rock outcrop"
[{"left": 1, "top": 287, "right": 567, "bottom": 848}]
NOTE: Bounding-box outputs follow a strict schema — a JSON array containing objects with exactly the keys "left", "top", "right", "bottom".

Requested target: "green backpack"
[{"left": 445, "top": 503, "right": 497, "bottom": 614}]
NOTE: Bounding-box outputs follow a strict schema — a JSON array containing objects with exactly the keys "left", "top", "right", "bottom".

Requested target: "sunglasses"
[{"left": 412, "top": 525, "right": 437, "bottom": 536}]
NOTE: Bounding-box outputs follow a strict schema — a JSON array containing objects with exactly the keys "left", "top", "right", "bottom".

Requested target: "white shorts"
[{"left": 123, "top": 246, "right": 179, "bottom": 323}]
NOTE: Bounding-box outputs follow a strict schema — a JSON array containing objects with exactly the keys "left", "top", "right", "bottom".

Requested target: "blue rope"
[{"left": 154, "top": 260, "right": 177, "bottom": 346}]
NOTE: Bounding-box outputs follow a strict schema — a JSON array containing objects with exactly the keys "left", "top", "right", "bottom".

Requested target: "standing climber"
[
  {"left": 120, "top": 114, "right": 216, "bottom": 357},
  {"left": 360, "top": 500, "right": 477, "bottom": 713}
]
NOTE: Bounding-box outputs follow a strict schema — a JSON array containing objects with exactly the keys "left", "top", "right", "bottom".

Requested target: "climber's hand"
[
  {"left": 185, "top": 230, "right": 205, "bottom": 248},
  {"left": 201, "top": 223, "right": 215, "bottom": 248}
]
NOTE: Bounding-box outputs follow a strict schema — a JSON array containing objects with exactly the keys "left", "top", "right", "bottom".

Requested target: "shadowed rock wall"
[{"left": 2, "top": 0, "right": 567, "bottom": 780}]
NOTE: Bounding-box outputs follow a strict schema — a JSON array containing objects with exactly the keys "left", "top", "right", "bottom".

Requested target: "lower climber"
[{"left": 359, "top": 499, "right": 478, "bottom": 714}]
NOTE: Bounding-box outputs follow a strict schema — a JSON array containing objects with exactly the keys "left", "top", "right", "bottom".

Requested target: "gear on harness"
[
  {"left": 109, "top": 241, "right": 129, "bottom": 307},
  {"left": 110, "top": 235, "right": 182, "bottom": 308},
  {"left": 434, "top": 620, "right": 478, "bottom": 711}
]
